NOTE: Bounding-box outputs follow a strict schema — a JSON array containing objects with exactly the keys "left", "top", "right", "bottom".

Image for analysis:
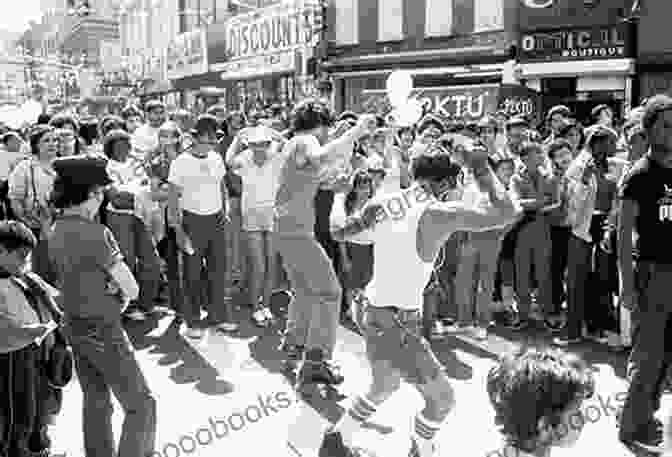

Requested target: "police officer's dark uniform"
[{"left": 617, "top": 95, "right": 672, "bottom": 450}]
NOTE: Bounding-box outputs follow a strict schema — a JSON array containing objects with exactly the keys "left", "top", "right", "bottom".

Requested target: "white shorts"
[{"left": 242, "top": 206, "right": 275, "bottom": 232}]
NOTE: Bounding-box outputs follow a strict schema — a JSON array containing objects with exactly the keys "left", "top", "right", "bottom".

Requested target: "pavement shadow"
[
  {"left": 486, "top": 322, "right": 628, "bottom": 379},
  {"left": 125, "top": 315, "right": 235, "bottom": 396}
]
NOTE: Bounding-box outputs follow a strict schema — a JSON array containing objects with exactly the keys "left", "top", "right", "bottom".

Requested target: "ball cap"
[
  {"left": 506, "top": 116, "right": 528, "bottom": 129},
  {"left": 53, "top": 156, "right": 113, "bottom": 187},
  {"left": 244, "top": 126, "right": 273, "bottom": 145},
  {"left": 642, "top": 94, "right": 672, "bottom": 131}
]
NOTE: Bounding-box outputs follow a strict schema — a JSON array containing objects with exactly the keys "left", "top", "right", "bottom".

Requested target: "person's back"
[
  {"left": 274, "top": 134, "right": 322, "bottom": 236},
  {"left": 48, "top": 215, "right": 124, "bottom": 323}
]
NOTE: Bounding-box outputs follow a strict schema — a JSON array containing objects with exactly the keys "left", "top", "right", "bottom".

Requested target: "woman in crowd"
[
  {"left": 8, "top": 125, "right": 59, "bottom": 283},
  {"left": 557, "top": 119, "right": 585, "bottom": 158},
  {"left": 104, "top": 129, "right": 161, "bottom": 321},
  {"left": 331, "top": 169, "right": 376, "bottom": 323}
]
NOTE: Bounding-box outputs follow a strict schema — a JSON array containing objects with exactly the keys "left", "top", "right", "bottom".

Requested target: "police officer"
[{"left": 617, "top": 94, "right": 672, "bottom": 453}]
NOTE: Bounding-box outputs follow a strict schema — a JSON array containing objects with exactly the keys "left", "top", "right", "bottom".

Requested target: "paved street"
[{"left": 48, "top": 294, "right": 656, "bottom": 457}]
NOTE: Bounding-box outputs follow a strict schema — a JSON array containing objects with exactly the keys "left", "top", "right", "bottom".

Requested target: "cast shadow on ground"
[{"left": 124, "top": 313, "right": 235, "bottom": 396}]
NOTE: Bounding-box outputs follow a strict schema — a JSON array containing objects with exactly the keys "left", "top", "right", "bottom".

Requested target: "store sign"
[
  {"left": 218, "top": 51, "right": 296, "bottom": 81},
  {"left": 167, "top": 30, "right": 208, "bottom": 80},
  {"left": 359, "top": 85, "right": 499, "bottom": 121},
  {"left": 519, "top": 23, "right": 629, "bottom": 62},
  {"left": 497, "top": 84, "right": 542, "bottom": 124},
  {"left": 208, "top": 2, "right": 320, "bottom": 73}
]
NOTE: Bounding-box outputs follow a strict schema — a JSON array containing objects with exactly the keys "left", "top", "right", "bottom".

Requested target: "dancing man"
[
  {"left": 319, "top": 136, "right": 521, "bottom": 457},
  {"left": 275, "top": 99, "right": 375, "bottom": 388}
]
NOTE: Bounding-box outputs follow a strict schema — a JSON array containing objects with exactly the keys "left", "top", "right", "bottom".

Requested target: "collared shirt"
[{"left": 565, "top": 149, "right": 598, "bottom": 242}]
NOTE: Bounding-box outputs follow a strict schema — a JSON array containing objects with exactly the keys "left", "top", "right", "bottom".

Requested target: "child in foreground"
[{"left": 486, "top": 346, "right": 594, "bottom": 457}]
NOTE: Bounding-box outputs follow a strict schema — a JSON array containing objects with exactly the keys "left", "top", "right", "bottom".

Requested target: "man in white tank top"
[{"left": 319, "top": 136, "right": 522, "bottom": 457}]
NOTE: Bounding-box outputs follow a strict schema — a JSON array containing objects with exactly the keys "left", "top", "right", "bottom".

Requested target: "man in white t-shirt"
[
  {"left": 168, "top": 114, "right": 234, "bottom": 339},
  {"left": 320, "top": 137, "right": 521, "bottom": 457}
]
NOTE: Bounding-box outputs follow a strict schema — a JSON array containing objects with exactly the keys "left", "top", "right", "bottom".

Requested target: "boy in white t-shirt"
[
  {"left": 168, "top": 115, "right": 235, "bottom": 339},
  {"left": 321, "top": 137, "right": 521, "bottom": 457},
  {"left": 228, "top": 127, "right": 287, "bottom": 327}
]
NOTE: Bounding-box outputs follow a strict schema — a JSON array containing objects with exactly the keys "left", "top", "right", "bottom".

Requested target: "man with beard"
[{"left": 617, "top": 94, "right": 672, "bottom": 454}]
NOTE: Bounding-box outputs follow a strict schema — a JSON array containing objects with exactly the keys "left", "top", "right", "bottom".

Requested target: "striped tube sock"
[
  {"left": 334, "top": 395, "right": 378, "bottom": 445},
  {"left": 414, "top": 413, "right": 442, "bottom": 441}
]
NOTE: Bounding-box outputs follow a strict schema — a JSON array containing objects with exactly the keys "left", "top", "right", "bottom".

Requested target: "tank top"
[{"left": 274, "top": 135, "right": 322, "bottom": 236}]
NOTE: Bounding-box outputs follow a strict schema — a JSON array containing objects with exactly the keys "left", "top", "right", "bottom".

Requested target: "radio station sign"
[
  {"left": 519, "top": 23, "right": 630, "bottom": 62},
  {"left": 358, "top": 85, "right": 499, "bottom": 121},
  {"left": 497, "top": 84, "right": 542, "bottom": 125}
]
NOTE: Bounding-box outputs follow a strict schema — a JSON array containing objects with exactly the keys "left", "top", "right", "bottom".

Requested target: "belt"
[{"left": 376, "top": 306, "right": 420, "bottom": 319}]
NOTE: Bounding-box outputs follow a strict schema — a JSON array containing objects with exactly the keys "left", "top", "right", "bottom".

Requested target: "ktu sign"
[{"left": 359, "top": 85, "right": 499, "bottom": 121}]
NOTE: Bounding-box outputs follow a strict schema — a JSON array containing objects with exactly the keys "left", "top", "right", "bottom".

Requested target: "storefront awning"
[
  {"left": 518, "top": 58, "right": 635, "bottom": 79},
  {"left": 327, "top": 63, "right": 505, "bottom": 79}
]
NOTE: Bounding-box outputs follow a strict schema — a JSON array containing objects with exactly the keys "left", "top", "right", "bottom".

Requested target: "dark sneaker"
[
  {"left": 319, "top": 430, "right": 366, "bottom": 457},
  {"left": 505, "top": 317, "right": 529, "bottom": 331},
  {"left": 552, "top": 336, "right": 583, "bottom": 346},
  {"left": 298, "top": 360, "right": 344, "bottom": 386},
  {"left": 543, "top": 315, "right": 566, "bottom": 332}
]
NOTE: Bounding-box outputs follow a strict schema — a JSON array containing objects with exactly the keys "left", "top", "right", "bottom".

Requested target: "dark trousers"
[
  {"left": 314, "top": 189, "right": 344, "bottom": 311},
  {"left": 64, "top": 318, "right": 156, "bottom": 457},
  {"left": 550, "top": 225, "right": 571, "bottom": 314},
  {"left": 619, "top": 262, "right": 672, "bottom": 441},
  {"left": 0, "top": 345, "right": 56, "bottom": 457},
  {"left": 157, "top": 227, "right": 185, "bottom": 317},
  {"left": 182, "top": 211, "right": 231, "bottom": 326},
  {"left": 566, "top": 234, "right": 592, "bottom": 339},
  {"left": 106, "top": 213, "right": 161, "bottom": 311}
]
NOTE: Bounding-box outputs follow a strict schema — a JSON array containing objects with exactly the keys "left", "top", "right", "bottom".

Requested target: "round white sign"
[{"left": 520, "top": 0, "right": 554, "bottom": 8}]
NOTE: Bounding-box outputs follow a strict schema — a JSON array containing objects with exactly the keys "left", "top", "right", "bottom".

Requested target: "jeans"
[
  {"left": 106, "top": 212, "right": 161, "bottom": 311},
  {"left": 455, "top": 232, "right": 501, "bottom": 325},
  {"left": 244, "top": 230, "right": 276, "bottom": 309},
  {"left": 276, "top": 233, "right": 341, "bottom": 359},
  {"left": 619, "top": 262, "right": 672, "bottom": 442},
  {"left": 513, "top": 217, "right": 552, "bottom": 317},
  {"left": 64, "top": 318, "right": 156, "bottom": 457},
  {"left": 550, "top": 225, "right": 570, "bottom": 313}
]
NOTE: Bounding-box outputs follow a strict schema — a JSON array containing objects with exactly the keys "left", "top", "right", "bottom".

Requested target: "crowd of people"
[{"left": 0, "top": 89, "right": 671, "bottom": 457}]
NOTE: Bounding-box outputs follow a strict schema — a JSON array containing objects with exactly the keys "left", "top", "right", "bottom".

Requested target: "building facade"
[
  {"left": 637, "top": 0, "right": 672, "bottom": 100},
  {"left": 323, "top": 0, "right": 518, "bottom": 121},
  {"left": 516, "top": 0, "right": 637, "bottom": 124}
]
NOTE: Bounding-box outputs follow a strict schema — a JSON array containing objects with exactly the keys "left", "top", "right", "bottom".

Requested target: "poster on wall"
[
  {"left": 358, "top": 84, "right": 499, "bottom": 121},
  {"left": 167, "top": 30, "right": 208, "bottom": 80}
]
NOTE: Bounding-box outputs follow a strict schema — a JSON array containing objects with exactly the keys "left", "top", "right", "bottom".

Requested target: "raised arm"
[
  {"left": 306, "top": 115, "right": 375, "bottom": 166},
  {"left": 417, "top": 164, "right": 521, "bottom": 262}
]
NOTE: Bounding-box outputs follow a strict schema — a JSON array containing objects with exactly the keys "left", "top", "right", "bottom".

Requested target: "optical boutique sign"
[
  {"left": 519, "top": 23, "right": 631, "bottom": 62},
  {"left": 208, "top": 2, "right": 321, "bottom": 80}
]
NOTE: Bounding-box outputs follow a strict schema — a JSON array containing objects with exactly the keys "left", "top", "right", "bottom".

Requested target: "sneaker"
[
  {"left": 215, "top": 322, "right": 239, "bottom": 333},
  {"left": 472, "top": 326, "right": 488, "bottom": 341},
  {"left": 409, "top": 436, "right": 439, "bottom": 457},
  {"left": 543, "top": 315, "right": 566, "bottom": 332},
  {"left": 430, "top": 321, "right": 446, "bottom": 339},
  {"left": 552, "top": 336, "right": 583, "bottom": 346},
  {"left": 185, "top": 326, "right": 205, "bottom": 339},
  {"left": 252, "top": 309, "right": 270, "bottom": 327},
  {"left": 124, "top": 309, "right": 146, "bottom": 321},
  {"left": 298, "top": 360, "right": 344, "bottom": 386},
  {"left": 262, "top": 307, "right": 275, "bottom": 321},
  {"left": 505, "top": 317, "right": 529, "bottom": 331},
  {"left": 318, "top": 430, "right": 366, "bottom": 457}
]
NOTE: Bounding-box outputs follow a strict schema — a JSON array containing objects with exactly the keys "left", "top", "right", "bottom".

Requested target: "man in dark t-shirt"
[{"left": 617, "top": 94, "right": 672, "bottom": 453}]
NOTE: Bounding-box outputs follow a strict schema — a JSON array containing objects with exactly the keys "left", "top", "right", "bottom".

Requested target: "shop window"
[
  {"left": 474, "top": 0, "right": 503, "bottom": 32},
  {"left": 378, "top": 0, "right": 403, "bottom": 41},
  {"left": 334, "top": 0, "right": 358, "bottom": 45},
  {"left": 425, "top": 0, "right": 453, "bottom": 37}
]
